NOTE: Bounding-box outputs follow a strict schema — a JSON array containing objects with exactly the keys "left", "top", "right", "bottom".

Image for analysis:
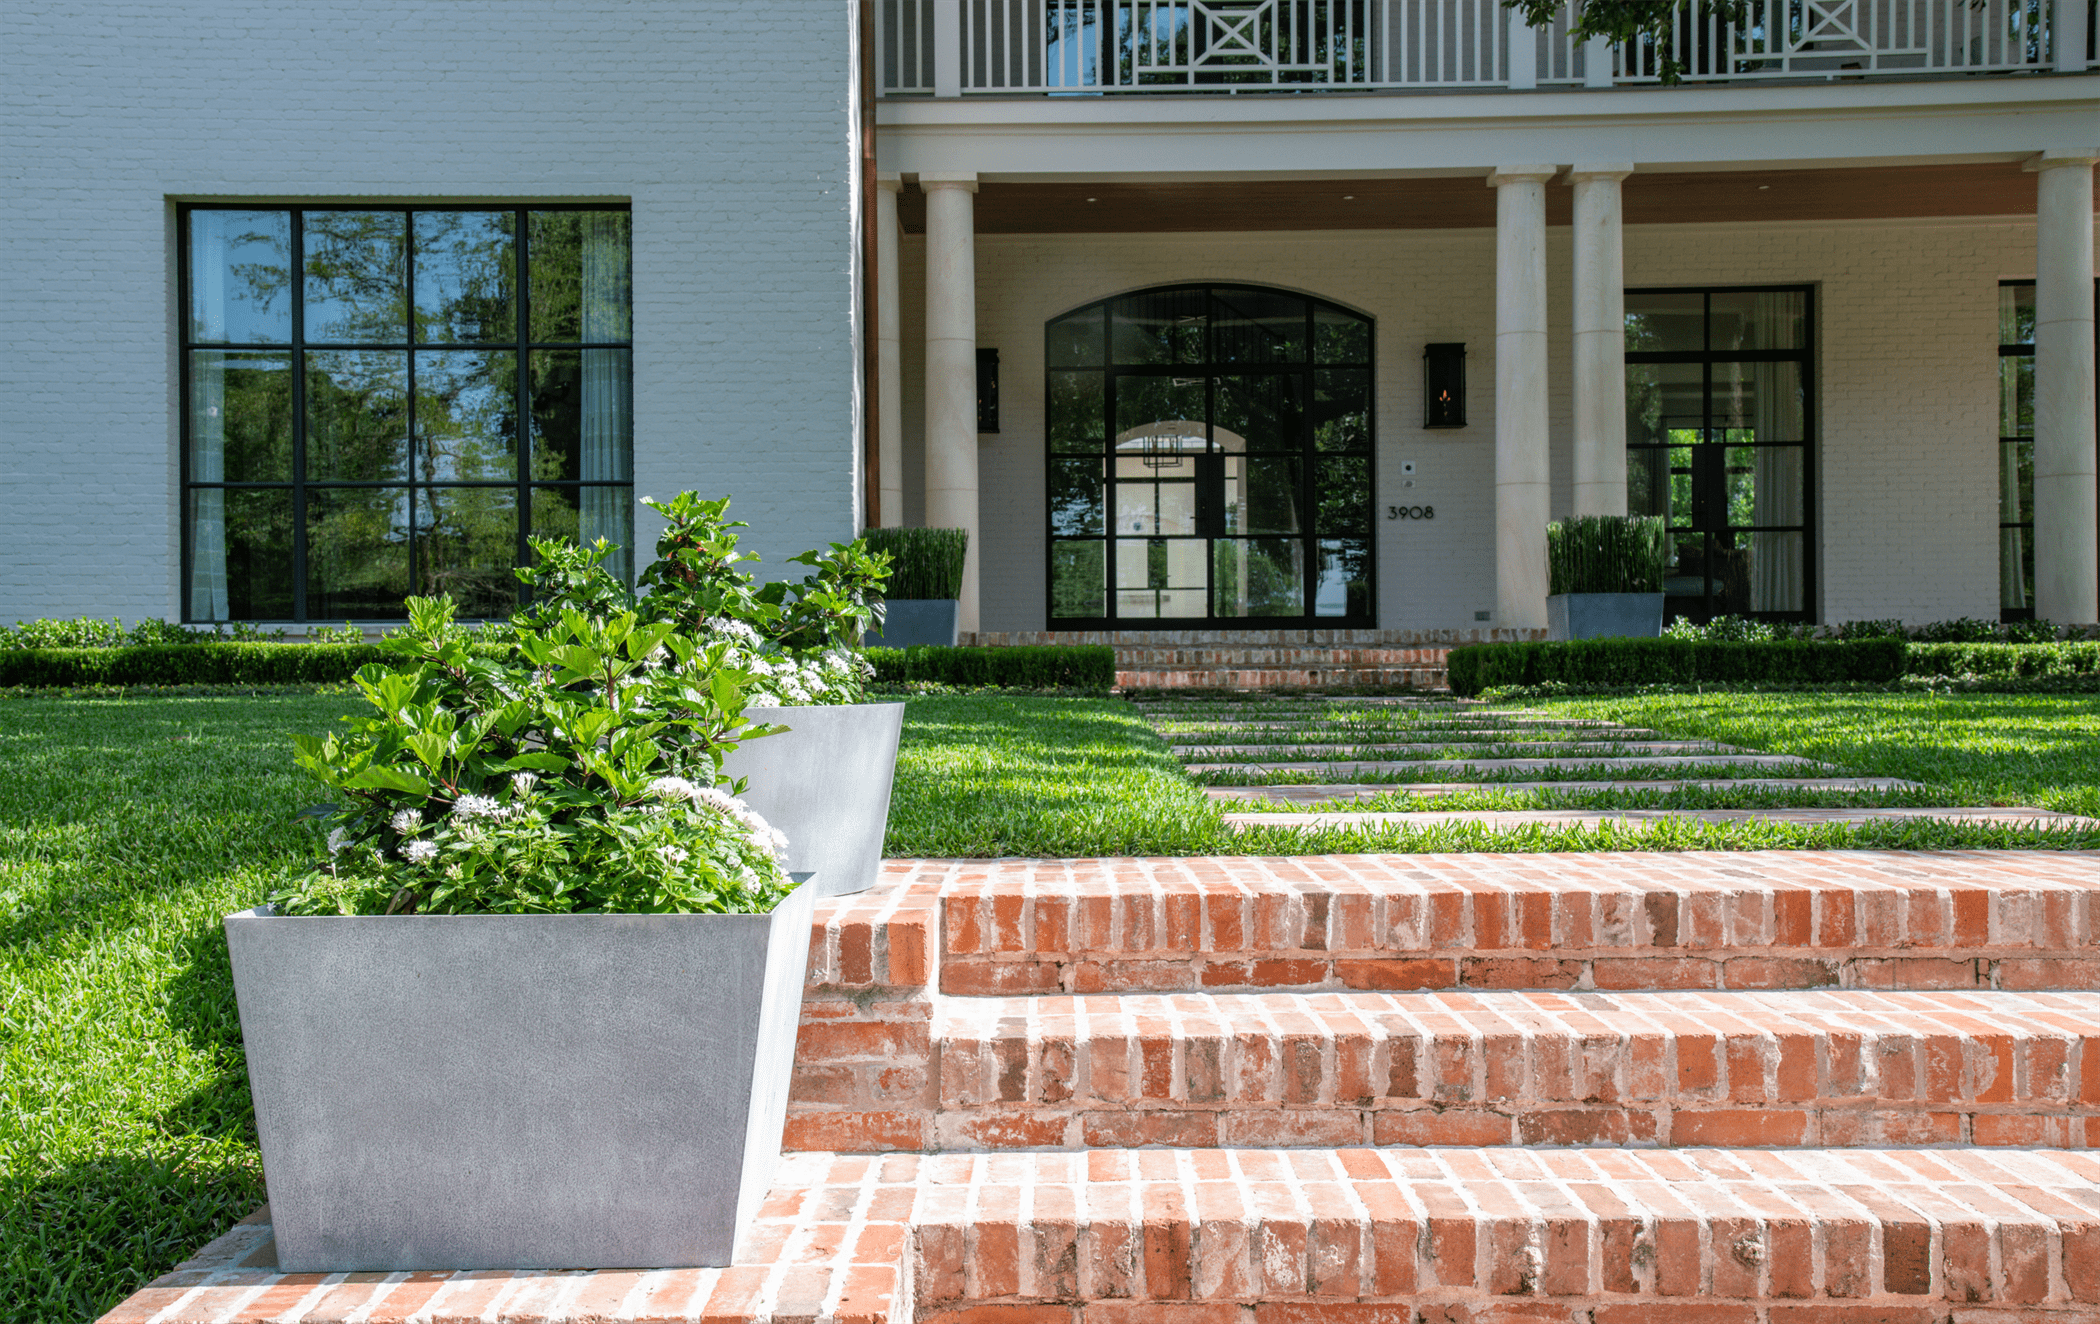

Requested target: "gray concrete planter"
[
  {"left": 1547, "top": 592, "right": 1666, "bottom": 641},
  {"left": 224, "top": 876, "right": 817, "bottom": 1272},
  {"left": 865, "top": 598, "right": 959, "bottom": 647},
  {"left": 721, "top": 703, "right": 903, "bottom": 898}
]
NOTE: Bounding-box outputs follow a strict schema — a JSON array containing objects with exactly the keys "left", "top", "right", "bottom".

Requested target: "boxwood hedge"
[
  {"left": 1445, "top": 638, "right": 1908, "bottom": 696},
  {"left": 865, "top": 644, "right": 1114, "bottom": 690}
]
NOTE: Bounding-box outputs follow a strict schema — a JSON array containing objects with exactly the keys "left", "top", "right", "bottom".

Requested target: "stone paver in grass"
[
  {"left": 1207, "top": 777, "right": 1927, "bottom": 802},
  {"left": 1222, "top": 806, "right": 2100, "bottom": 831},
  {"left": 1183, "top": 753, "right": 1833, "bottom": 776},
  {"left": 1173, "top": 739, "right": 1746, "bottom": 758}
]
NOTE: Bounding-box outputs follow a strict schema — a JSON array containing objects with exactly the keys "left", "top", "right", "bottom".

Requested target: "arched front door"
[{"left": 1044, "top": 284, "right": 1374, "bottom": 627}]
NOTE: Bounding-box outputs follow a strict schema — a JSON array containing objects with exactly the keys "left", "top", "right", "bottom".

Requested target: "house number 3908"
[{"left": 1387, "top": 504, "right": 1435, "bottom": 520}]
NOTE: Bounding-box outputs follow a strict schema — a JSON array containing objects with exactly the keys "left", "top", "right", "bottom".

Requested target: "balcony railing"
[{"left": 877, "top": 0, "right": 2096, "bottom": 93}]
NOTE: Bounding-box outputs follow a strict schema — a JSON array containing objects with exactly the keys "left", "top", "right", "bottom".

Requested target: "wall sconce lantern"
[
  {"left": 1423, "top": 342, "right": 1466, "bottom": 429},
  {"left": 977, "top": 348, "right": 1000, "bottom": 434}
]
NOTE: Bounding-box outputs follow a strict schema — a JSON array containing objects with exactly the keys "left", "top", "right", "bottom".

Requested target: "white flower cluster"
[
  {"left": 450, "top": 792, "right": 507, "bottom": 821},
  {"left": 644, "top": 775, "right": 790, "bottom": 863}
]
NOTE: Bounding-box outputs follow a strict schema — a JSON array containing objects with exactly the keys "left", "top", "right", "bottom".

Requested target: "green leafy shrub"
[
  {"left": 0, "top": 617, "right": 287, "bottom": 650},
  {"left": 1445, "top": 638, "right": 1906, "bottom": 697},
  {"left": 1905, "top": 642, "right": 2100, "bottom": 679},
  {"left": 861, "top": 527, "right": 969, "bottom": 601},
  {"left": 866, "top": 644, "right": 1114, "bottom": 690},
  {"left": 515, "top": 494, "right": 889, "bottom": 704},
  {"left": 270, "top": 597, "right": 796, "bottom": 917},
  {"left": 1546, "top": 515, "right": 1667, "bottom": 595},
  {"left": 1910, "top": 616, "right": 2005, "bottom": 643},
  {"left": 0, "top": 642, "right": 389, "bottom": 687}
]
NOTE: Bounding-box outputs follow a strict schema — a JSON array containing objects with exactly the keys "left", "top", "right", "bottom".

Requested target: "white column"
[
  {"left": 1582, "top": 34, "right": 1614, "bottom": 87},
  {"left": 1490, "top": 166, "right": 1556, "bottom": 631},
  {"left": 1569, "top": 163, "right": 1633, "bottom": 518},
  {"left": 922, "top": 172, "right": 981, "bottom": 632},
  {"left": 1506, "top": 8, "right": 1537, "bottom": 89},
  {"left": 933, "top": 0, "right": 963, "bottom": 97},
  {"left": 2032, "top": 150, "right": 2099, "bottom": 624},
  {"left": 875, "top": 174, "right": 905, "bottom": 527}
]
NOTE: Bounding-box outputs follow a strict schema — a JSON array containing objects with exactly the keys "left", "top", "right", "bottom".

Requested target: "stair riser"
[
  {"left": 941, "top": 885, "right": 2100, "bottom": 997},
  {"left": 1122, "top": 669, "right": 1449, "bottom": 690}
]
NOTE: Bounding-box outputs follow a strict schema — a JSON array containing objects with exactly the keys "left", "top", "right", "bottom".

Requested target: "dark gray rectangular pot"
[
  {"left": 224, "top": 875, "right": 817, "bottom": 1272},
  {"left": 864, "top": 598, "right": 959, "bottom": 647},
  {"left": 1547, "top": 592, "right": 1666, "bottom": 641},
  {"left": 720, "top": 703, "right": 903, "bottom": 898}
]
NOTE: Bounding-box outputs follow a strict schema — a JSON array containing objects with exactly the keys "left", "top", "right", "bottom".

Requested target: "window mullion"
[{"left": 291, "top": 208, "right": 308, "bottom": 624}]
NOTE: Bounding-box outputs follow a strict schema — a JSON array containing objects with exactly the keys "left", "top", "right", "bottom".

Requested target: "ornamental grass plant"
[
  {"left": 861, "top": 526, "right": 968, "bottom": 600},
  {"left": 268, "top": 493, "right": 889, "bottom": 918},
  {"left": 1546, "top": 514, "right": 1668, "bottom": 596}
]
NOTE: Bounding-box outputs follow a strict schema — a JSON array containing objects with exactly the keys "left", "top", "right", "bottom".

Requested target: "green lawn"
[
  {"left": 1524, "top": 691, "right": 2100, "bottom": 817},
  {"left": 8, "top": 686, "right": 2100, "bottom": 1319}
]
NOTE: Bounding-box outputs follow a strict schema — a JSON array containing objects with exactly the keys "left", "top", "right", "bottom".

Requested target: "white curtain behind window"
[
  {"left": 190, "top": 354, "right": 229, "bottom": 619},
  {"left": 1750, "top": 292, "right": 1802, "bottom": 612},
  {"left": 579, "top": 213, "right": 632, "bottom": 582}
]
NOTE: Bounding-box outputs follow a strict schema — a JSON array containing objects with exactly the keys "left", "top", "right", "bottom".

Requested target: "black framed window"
[
  {"left": 1045, "top": 284, "right": 1373, "bottom": 627},
  {"left": 1997, "top": 279, "right": 2100, "bottom": 621},
  {"left": 180, "top": 204, "right": 633, "bottom": 622},
  {"left": 1625, "top": 286, "right": 1813, "bottom": 623}
]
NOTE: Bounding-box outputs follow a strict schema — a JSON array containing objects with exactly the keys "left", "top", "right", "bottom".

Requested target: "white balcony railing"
[{"left": 876, "top": 0, "right": 2095, "bottom": 93}]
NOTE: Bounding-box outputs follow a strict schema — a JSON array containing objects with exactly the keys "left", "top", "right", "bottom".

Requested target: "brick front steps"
[
  {"left": 100, "top": 852, "right": 2100, "bottom": 1324},
  {"left": 963, "top": 628, "right": 1552, "bottom": 691}
]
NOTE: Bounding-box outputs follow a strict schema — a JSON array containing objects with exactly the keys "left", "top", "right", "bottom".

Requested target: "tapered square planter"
[
  {"left": 864, "top": 599, "right": 959, "bottom": 647},
  {"left": 224, "top": 875, "right": 817, "bottom": 1272},
  {"left": 721, "top": 703, "right": 903, "bottom": 898},
  {"left": 1547, "top": 592, "right": 1666, "bottom": 641}
]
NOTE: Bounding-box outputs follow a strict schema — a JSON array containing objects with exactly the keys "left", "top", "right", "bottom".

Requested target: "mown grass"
[
  {"left": 1524, "top": 691, "right": 2100, "bottom": 817},
  {"left": 0, "top": 693, "right": 358, "bottom": 1324}
]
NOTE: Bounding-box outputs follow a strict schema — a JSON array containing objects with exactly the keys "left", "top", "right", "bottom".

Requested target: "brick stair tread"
[
  {"left": 923, "top": 987, "right": 2100, "bottom": 1150},
  {"left": 1222, "top": 807, "right": 2100, "bottom": 831},
  {"left": 1204, "top": 778, "right": 1927, "bottom": 800},
  {"left": 125, "top": 1147, "right": 2100, "bottom": 1321}
]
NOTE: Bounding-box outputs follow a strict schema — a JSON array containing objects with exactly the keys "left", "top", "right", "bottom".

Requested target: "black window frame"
[
  {"left": 1042, "top": 283, "right": 1376, "bottom": 630},
  {"left": 178, "top": 201, "right": 634, "bottom": 624},
  {"left": 1624, "top": 282, "right": 1816, "bottom": 625},
  {"left": 1996, "top": 278, "right": 2100, "bottom": 622}
]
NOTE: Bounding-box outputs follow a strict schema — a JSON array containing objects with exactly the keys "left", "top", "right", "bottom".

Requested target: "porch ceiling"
[{"left": 893, "top": 161, "right": 2076, "bottom": 233}]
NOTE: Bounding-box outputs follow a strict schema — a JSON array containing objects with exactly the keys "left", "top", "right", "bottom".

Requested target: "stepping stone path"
[
  {"left": 128, "top": 851, "right": 2100, "bottom": 1323},
  {"left": 1138, "top": 693, "right": 2095, "bottom": 834}
]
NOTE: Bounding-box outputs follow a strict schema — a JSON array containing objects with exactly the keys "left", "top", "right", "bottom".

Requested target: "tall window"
[
  {"left": 1625, "top": 286, "right": 1813, "bottom": 622},
  {"left": 181, "top": 205, "right": 634, "bottom": 622},
  {"left": 1044, "top": 285, "right": 1374, "bottom": 627},
  {"left": 1999, "top": 282, "right": 2036, "bottom": 617}
]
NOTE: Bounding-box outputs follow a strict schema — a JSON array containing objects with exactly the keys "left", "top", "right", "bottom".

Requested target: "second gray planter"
[
  {"left": 1547, "top": 591, "right": 1666, "bottom": 640},
  {"left": 224, "top": 876, "right": 818, "bottom": 1272},
  {"left": 720, "top": 702, "right": 904, "bottom": 898},
  {"left": 864, "top": 598, "right": 960, "bottom": 647}
]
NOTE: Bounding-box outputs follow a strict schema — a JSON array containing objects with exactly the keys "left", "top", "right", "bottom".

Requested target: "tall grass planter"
[
  {"left": 863, "top": 527, "right": 968, "bottom": 647},
  {"left": 1546, "top": 515, "right": 1669, "bottom": 641}
]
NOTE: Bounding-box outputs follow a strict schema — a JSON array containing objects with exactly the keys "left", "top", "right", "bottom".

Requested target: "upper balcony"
[{"left": 875, "top": 0, "right": 2097, "bottom": 97}]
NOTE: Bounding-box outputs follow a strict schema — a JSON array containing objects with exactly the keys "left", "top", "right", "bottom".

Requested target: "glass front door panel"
[
  {"left": 1626, "top": 287, "right": 1814, "bottom": 623},
  {"left": 1048, "top": 285, "right": 1373, "bottom": 626}
]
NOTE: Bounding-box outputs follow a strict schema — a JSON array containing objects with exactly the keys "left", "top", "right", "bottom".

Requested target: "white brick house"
[{"left": 3, "top": 0, "right": 2096, "bottom": 635}]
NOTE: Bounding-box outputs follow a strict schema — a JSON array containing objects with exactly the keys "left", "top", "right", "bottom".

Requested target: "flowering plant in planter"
[
  {"left": 271, "top": 594, "right": 795, "bottom": 916},
  {"left": 518, "top": 492, "right": 890, "bottom": 707}
]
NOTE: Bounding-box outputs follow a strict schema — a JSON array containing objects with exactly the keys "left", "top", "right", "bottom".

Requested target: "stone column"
[
  {"left": 2033, "top": 150, "right": 2100, "bottom": 624},
  {"left": 922, "top": 172, "right": 981, "bottom": 632},
  {"left": 1490, "top": 165, "right": 1556, "bottom": 631},
  {"left": 1569, "top": 163, "right": 1633, "bottom": 519},
  {"left": 875, "top": 174, "right": 905, "bottom": 527}
]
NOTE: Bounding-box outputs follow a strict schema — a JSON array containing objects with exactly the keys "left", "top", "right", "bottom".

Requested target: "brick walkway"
[{"left": 100, "top": 851, "right": 2100, "bottom": 1324}]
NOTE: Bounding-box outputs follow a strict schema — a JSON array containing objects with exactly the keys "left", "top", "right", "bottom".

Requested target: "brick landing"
[{"left": 112, "top": 1147, "right": 2100, "bottom": 1322}]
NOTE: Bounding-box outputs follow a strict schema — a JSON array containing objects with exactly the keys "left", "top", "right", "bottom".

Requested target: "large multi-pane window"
[
  {"left": 181, "top": 205, "right": 633, "bottom": 622},
  {"left": 1999, "top": 282, "right": 2037, "bottom": 617},
  {"left": 1625, "top": 286, "right": 1814, "bottom": 622},
  {"left": 1044, "top": 285, "right": 1374, "bottom": 626}
]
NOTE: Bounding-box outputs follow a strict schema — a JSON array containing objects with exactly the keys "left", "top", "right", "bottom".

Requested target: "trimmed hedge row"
[
  {"left": 0, "top": 642, "right": 391, "bottom": 688},
  {"left": 1445, "top": 638, "right": 1907, "bottom": 696},
  {"left": 866, "top": 644, "right": 1115, "bottom": 689},
  {"left": 1905, "top": 641, "right": 2100, "bottom": 678}
]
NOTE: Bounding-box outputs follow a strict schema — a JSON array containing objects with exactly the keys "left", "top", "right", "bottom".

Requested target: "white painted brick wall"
[
  {"left": 1, "top": 0, "right": 859, "bottom": 624},
  {"left": 897, "top": 215, "right": 2065, "bottom": 631}
]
